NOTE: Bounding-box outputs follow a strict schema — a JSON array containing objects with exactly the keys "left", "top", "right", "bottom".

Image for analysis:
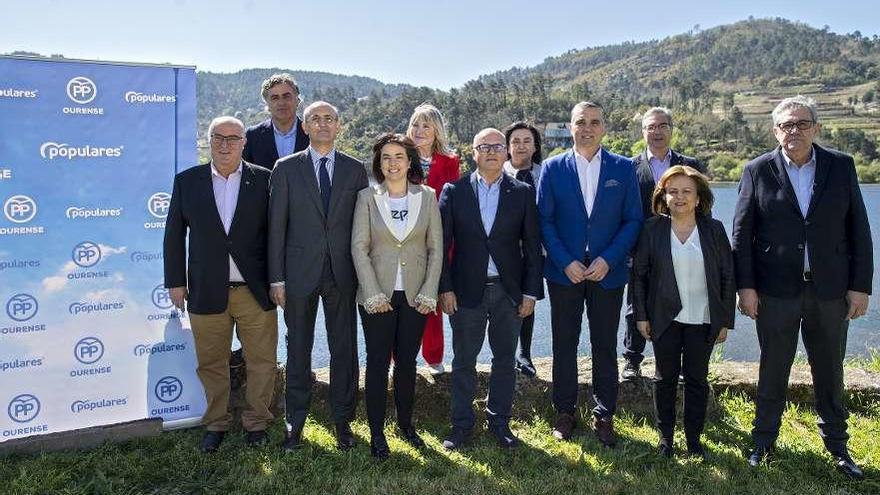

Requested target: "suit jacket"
[
  {"left": 632, "top": 215, "right": 736, "bottom": 342},
  {"left": 537, "top": 149, "right": 643, "bottom": 288},
  {"left": 425, "top": 152, "right": 460, "bottom": 199},
  {"left": 503, "top": 160, "right": 543, "bottom": 187},
  {"left": 438, "top": 172, "right": 543, "bottom": 308},
  {"left": 163, "top": 162, "right": 273, "bottom": 314},
  {"left": 351, "top": 183, "right": 443, "bottom": 308},
  {"left": 632, "top": 150, "right": 706, "bottom": 219},
  {"left": 732, "top": 144, "right": 873, "bottom": 300},
  {"left": 268, "top": 149, "right": 369, "bottom": 297},
  {"left": 242, "top": 118, "right": 310, "bottom": 170}
]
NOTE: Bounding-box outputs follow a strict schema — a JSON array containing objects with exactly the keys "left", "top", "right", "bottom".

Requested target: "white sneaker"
[{"left": 427, "top": 362, "right": 446, "bottom": 375}]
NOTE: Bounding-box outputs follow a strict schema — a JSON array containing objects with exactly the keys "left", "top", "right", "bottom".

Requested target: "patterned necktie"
[
  {"left": 318, "top": 157, "right": 331, "bottom": 213},
  {"left": 515, "top": 167, "right": 534, "bottom": 187}
]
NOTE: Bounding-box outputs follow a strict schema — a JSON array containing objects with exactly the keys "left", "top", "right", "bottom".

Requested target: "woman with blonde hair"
[{"left": 406, "top": 103, "right": 460, "bottom": 374}]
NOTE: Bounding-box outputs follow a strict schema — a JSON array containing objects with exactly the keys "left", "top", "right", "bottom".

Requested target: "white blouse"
[
  {"left": 670, "top": 225, "right": 710, "bottom": 325},
  {"left": 387, "top": 195, "right": 409, "bottom": 291}
]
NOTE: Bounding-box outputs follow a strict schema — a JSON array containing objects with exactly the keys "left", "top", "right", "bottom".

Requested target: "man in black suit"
[
  {"left": 623, "top": 107, "right": 706, "bottom": 380},
  {"left": 268, "top": 101, "right": 369, "bottom": 452},
  {"left": 242, "top": 73, "right": 310, "bottom": 169},
  {"left": 732, "top": 96, "right": 872, "bottom": 480},
  {"left": 164, "top": 116, "right": 278, "bottom": 453},
  {"left": 438, "top": 128, "right": 543, "bottom": 450}
]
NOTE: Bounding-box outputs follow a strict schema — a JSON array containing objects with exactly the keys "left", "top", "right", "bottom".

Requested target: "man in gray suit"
[{"left": 268, "top": 101, "right": 369, "bottom": 452}]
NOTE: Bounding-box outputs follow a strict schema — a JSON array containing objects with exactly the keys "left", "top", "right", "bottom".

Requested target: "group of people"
[{"left": 163, "top": 73, "right": 873, "bottom": 480}]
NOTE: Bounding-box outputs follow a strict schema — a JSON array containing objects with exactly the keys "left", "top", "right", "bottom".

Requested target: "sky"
[{"left": 3, "top": 0, "right": 880, "bottom": 90}]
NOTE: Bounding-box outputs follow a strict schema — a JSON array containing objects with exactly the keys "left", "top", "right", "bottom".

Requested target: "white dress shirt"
[
  {"left": 670, "top": 225, "right": 710, "bottom": 325},
  {"left": 210, "top": 161, "right": 245, "bottom": 283},
  {"left": 575, "top": 148, "right": 602, "bottom": 253}
]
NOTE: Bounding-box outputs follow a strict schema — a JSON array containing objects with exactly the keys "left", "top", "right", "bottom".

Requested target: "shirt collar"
[
  {"left": 210, "top": 161, "right": 243, "bottom": 178},
  {"left": 646, "top": 148, "right": 671, "bottom": 163},
  {"left": 781, "top": 147, "right": 816, "bottom": 170},
  {"left": 574, "top": 147, "right": 602, "bottom": 164},
  {"left": 272, "top": 118, "right": 298, "bottom": 137},
  {"left": 471, "top": 170, "right": 502, "bottom": 188},
  {"left": 308, "top": 146, "right": 336, "bottom": 163}
]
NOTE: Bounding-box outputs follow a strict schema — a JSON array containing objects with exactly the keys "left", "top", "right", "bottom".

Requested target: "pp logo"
[
  {"left": 6, "top": 293, "right": 38, "bottom": 322},
  {"left": 3, "top": 195, "right": 37, "bottom": 223},
  {"left": 151, "top": 284, "right": 173, "bottom": 309},
  {"left": 154, "top": 376, "right": 183, "bottom": 403},
  {"left": 72, "top": 241, "right": 102, "bottom": 268},
  {"left": 66, "top": 76, "right": 97, "bottom": 104},
  {"left": 74, "top": 337, "right": 105, "bottom": 365},
  {"left": 147, "top": 192, "right": 171, "bottom": 219},
  {"left": 7, "top": 394, "right": 40, "bottom": 423}
]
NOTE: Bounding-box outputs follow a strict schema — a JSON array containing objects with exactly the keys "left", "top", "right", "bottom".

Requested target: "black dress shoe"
[
  {"left": 336, "top": 422, "right": 355, "bottom": 450},
  {"left": 832, "top": 451, "right": 865, "bottom": 480},
  {"left": 281, "top": 430, "right": 303, "bottom": 452},
  {"left": 489, "top": 424, "right": 520, "bottom": 449},
  {"left": 516, "top": 356, "right": 537, "bottom": 378},
  {"left": 686, "top": 440, "right": 707, "bottom": 460},
  {"left": 200, "top": 431, "right": 226, "bottom": 453},
  {"left": 657, "top": 438, "right": 674, "bottom": 459},
  {"left": 441, "top": 426, "right": 472, "bottom": 450},
  {"left": 246, "top": 430, "right": 269, "bottom": 448},
  {"left": 370, "top": 434, "right": 390, "bottom": 460},
  {"left": 621, "top": 360, "right": 642, "bottom": 381},
  {"left": 747, "top": 444, "right": 775, "bottom": 468},
  {"left": 399, "top": 425, "right": 426, "bottom": 449}
]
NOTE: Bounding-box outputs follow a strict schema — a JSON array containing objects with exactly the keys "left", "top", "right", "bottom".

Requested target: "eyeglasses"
[
  {"left": 307, "top": 115, "right": 338, "bottom": 125},
  {"left": 643, "top": 123, "right": 671, "bottom": 132},
  {"left": 210, "top": 134, "right": 244, "bottom": 147},
  {"left": 474, "top": 144, "right": 507, "bottom": 153},
  {"left": 776, "top": 120, "right": 815, "bottom": 134}
]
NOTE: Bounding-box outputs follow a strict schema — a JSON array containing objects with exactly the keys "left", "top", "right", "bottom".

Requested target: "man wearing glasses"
[
  {"left": 622, "top": 107, "right": 706, "bottom": 380},
  {"left": 164, "top": 116, "right": 278, "bottom": 452},
  {"left": 437, "top": 128, "right": 543, "bottom": 450},
  {"left": 243, "top": 73, "right": 310, "bottom": 170},
  {"left": 537, "top": 102, "right": 642, "bottom": 447},
  {"left": 268, "top": 101, "right": 369, "bottom": 452},
  {"left": 733, "top": 95, "right": 872, "bottom": 479}
]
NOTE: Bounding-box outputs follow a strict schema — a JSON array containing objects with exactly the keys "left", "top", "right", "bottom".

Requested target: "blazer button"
[
  {"left": 401, "top": 262, "right": 407, "bottom": 266},
  {"left": 797, "top": 243, "right": 804, "bottom": 250},
  {"left": 396, "top": 243, "right": 402, "bottom": 248}
]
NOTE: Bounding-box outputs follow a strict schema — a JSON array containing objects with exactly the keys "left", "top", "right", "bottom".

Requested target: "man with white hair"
[
  {"left": 733, "top": 95, "right": 872, "bottom": 479},
  {"left": 164, "top": 116, "right": 278, "bottom": 453}
]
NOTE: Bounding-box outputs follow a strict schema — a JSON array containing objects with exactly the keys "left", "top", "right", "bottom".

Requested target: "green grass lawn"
[{"left": 2, "top": 389, "right": 878, "bottom": 495}]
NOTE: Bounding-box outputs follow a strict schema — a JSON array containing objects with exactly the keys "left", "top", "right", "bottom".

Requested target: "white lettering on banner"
[
  {"left": 62, "top": 107, "right": 104, "bottom": 115},
  {"left": 0, "top": 226, "right": 45, "bottom": 236},
  {"left": 65, "top": 207, "right": 123, "bottom": 219},
  {"left": 124, "top": 91, "right": 177, "bottom": 104},
  {"left": 0, "top": 169, "right": 12, "bottom": 180},
  {"left": 40, "top": 142, "right": 123, "bottom": 160},
  {"left": 0, "top": 88, "right": 38, "bottom": 99}
]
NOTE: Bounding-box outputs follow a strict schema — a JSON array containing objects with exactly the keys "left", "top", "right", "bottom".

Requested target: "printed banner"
[{"left": 0, "top": 56, "right": 202, "bottom": 442}]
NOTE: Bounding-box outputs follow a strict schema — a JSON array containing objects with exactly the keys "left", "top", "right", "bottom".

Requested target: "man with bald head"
[
  {"left": 164, "top": 116, "right": 278, "bottom": 453},
  {"left": 437, "top": 128, "right": 543, "bottom": 450},
  {"left": 268, "top": 101, "right": 369, "bottom": 452}
]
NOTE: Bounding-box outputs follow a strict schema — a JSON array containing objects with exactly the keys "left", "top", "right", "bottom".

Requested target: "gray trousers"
[
  {"left": 752, "top": 282, "right": 850, "bottom": 453},
  {"left": 449, "top": 281, "right": 521, "bottom": 430}
]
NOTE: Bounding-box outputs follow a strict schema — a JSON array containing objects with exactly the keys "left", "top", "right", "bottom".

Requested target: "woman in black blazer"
[{"left": 632, "top": 165, "right": 735, "bottom": 460}]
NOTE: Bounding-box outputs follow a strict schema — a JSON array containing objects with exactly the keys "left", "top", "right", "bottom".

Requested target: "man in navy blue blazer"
[
  {"left": 438, "top": 128, "right": 543, "bottom": 450},
  {"left": 537, "top": 101, "right": 642, "bottom": 447},
  {"left": 242, "top": 73, "right": 310, "bottom": 170}
]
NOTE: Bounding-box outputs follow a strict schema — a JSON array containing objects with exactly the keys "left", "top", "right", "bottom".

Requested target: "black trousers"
[
  {"left": 360, "top": 291, "right": 427, "bottom": 435},
  {"left": 284, "top": 259, "right": 358, "bottom": 432},
  {"left": 549, "top": 279, "right": 624, "bottom": 419},
  {"left": 652, "top": 321, "right": 714, "bottom": 440},
  {"left": 517, "top": 313, "right": 535, "bottom": 361},
  {"left": 752, "top": 282, "right": 850, "bottom": 453},
  {"left": 623, "top": 285, "right": 646, "bottom": 365}
]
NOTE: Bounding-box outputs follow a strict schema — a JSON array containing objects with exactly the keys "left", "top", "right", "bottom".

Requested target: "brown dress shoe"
[
  {"left": 552, "top": 413, "right": 576, "bottom": 440},
  {"left": 592, "top": 416, "right": 617, "bottom": 448}
]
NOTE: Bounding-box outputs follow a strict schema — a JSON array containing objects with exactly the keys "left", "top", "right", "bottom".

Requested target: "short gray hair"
[
  {"left": 261, "top": 73, "right": 300, "bottom": 101},
  {"left": 570, "top": 101, "right": 604, "bottom": 123},
  {"left": 303, "top": 101, "right": 339, "bottom": 121},
  {"left": 207, "top": 116, "right": 244, "bottom": 136},
  {"left": 642, "top": 107, "right": 673, "bottom": 128},
  {"left": 772, "top": 95, "right": 818, "bottom": 125}
]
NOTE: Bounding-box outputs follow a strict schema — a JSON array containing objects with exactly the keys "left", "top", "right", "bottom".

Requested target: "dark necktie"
[
  {"left": 318, "top": 157, "right": 331, "bottom": 213},
  {"left": 515, "top": 167, "right": 534, "bottom": 187}
]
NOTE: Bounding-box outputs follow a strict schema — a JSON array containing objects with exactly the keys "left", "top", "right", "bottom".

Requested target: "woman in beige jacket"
[{"left": 351, "top": 133, "right": 443, "bottom": 460}]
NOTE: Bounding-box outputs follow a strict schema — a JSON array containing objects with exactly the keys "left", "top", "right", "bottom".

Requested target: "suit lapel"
[
  {"left": 659, "top": 217, "right": 682, "bottom": 307},
  {"left": 372, "top": 185, "right": 402, "bottom": 242},
  {"left": 806, "top": 145, "right": 830, "bottom": 219},
  {"left": 771, "top": 148, "right": 802, "bottom": 217},
  {"left": 262, "top": 122, "right": 279, "bottom": 164},
  {"left": 401, "top": 185, "right": 422, "bottom": 241},
  {"left": 227, "top": 164, "right": 252, "bottom": 236},
  {"left": 297, "top": 153, "right": 324, "bottom": 217},
  {"left": 327, "top": 151, "right": 347, "bottom": 217},
  {"left": 201, "top": 164, "right": 229, "bottom": 236},
  {"left": 488, "top": 175, "right": 512, "bottom": 238},
  {"left": 591, "top": 149, "right": 611, "bottom": 217},
  {"left": 465, "top": 173, "right": 488, "bottom": 239},
  {"left": 636, "top": 151, "right": 655, "bottom": 189},
  {"left": 566, "top": 151, "right": 589, "bottom": 219}
]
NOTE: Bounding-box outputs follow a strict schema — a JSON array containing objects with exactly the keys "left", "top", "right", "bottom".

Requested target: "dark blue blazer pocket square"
[{"left": 604, "top": 179, "right": 620, "bottom": 187}]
